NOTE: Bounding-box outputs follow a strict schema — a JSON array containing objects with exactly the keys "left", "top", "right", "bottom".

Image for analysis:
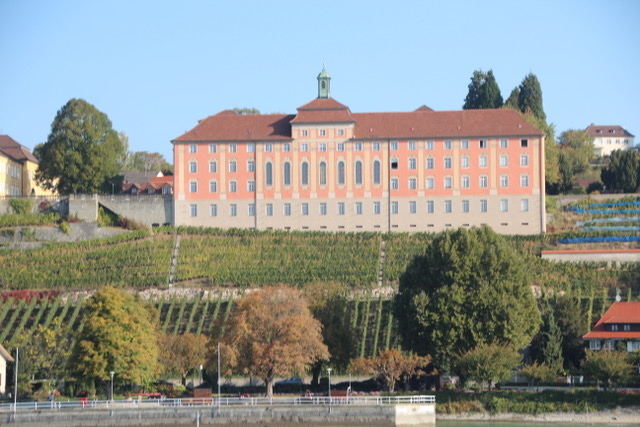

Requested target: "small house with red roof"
[
  {"left": 583, "top": 302, "right": 640, "bottom": 352},
  {"left": 0, "top": 343, "right": 14, "bottom": 395},
  {"left": 121, "top": 171, "right": 173, "bottom": 195},
  {"left": 586, "top": 125, "right": 635, "bottom": 156}
]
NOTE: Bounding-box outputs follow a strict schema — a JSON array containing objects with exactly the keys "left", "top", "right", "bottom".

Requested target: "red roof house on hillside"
[{"left": 583, "top": 302, "right": 640, "bottom": 352}]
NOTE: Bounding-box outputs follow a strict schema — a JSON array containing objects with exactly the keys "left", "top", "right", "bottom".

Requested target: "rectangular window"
[
  {"left": 500, "top": 175, "right": 509, "bottom": 188},
  {"left": 426, "top": 157, "right": 434, "bottom": 169},
  {"left": 479, "top": 139, "right": 487, "bottom": 149},
  {"left": 409, "top": 177, "right": 417, "bottom": 190},
  {"left": 337, "top": 143, "right": 345, "bottom": 152},
  {"left": 190, "top": 181, "right": 198, "bottom": 193},
  {"left": 301, "top": 203, "right": 309, "bottom": 216},
  {"left": 427, "top": 200, "right": 434, "bottom": 213},
  {"left": 354, "top": 142, "right": 363, "bottom": 151},
  {"left": 521, "top": 199, "right": 529, "bottom": 212},
  {"left": 461, "top": 140, "right": 469, "bottom": 149},
  {"left": 426, "top": 177, "right": 434, "bottom": 189},
  {"left": 229, "top": 181, "right": 237, "bottom": 193},
  {"left": 319, "top": 129, "right": 326, "bottom": 136},
  {"left": 426, "top": 140, "right": 434, "bottom": 150},
  {"left": 501, "top": 199, "right": 508, "bottom": 212},
  {"left": 338, "top": 202, "right": 345, "bottom": 215},
  {"left": 444, "top": 140, "right": 452, "bottom": 150},
  {"left": 520, "top": 175, "right": 529, "bottom": 187},
  {"left": 373, "top": 142, "right": 381, "bottom": 151},
  {"left": 337, "top": 129, "right": 345, "bottom": 137},
  {"left": 247, "top": 143, "right": 255, "bottom": 153},
  {"left": 189, "top": 144, "right": 197, "bottom": 154},
  {"left": 444, "top": 200, "right": 452, "bottom": 213},
  {"left": 209, "top": 161, "right": 217, "bottom": 173},
  {"left": 209, "top": 143, "right": 217, "bottom": 153},
  {"left": 444, "top": 177, "right": 452, "bottom": 189},
  {"left": 480, "top": 175, "right": 488, "bottom": 188},
  {"left": 391, "top": 141, "right": 399, "bottom": 150},
  {"left": 589, "top": 340, "right": 601, "bottom": 351},
  {"left": 247, "top": 180, "right": 255, "bottom": 192},
  {"left": 624, "top": 324, "right": 631, "bottom": 331},
  {"left": 462, "top": 200, "right": 469, "bottom": 213},
  {"left": 284, "top": 203, "right": 291, "bottom": 216},
  {"left": 319, "top": 143, "right": 327, "bottom": 152},
  {"left": 210, "top": 204, "right": 217, "bottom": 216},
  {"left": 479, "top": 155, "right": 488, "bottom": 168},
  {"left": 265, "top": 143, "right": 273, "bottom": 153},
  {"left": 520, "top": 154, "right": 529, "bottom": 167},
  {"left": 500, "top": 139, "right": 508, "bottom": 148},
  {"left": 408, "top": 141, "right": 416, "bottom": 150},
  {"left": 283, "top": 143, "right": 291, "bottom": 152},
  {"left": 521, "top": 139, "right": 529, "bottom": 148},
  {"left": 190, "top": 161, "right": 198, "bottom": 173},
  {"left": 190, "top": 204, "right": 197, "bottom": 217},
  {"left": 391, "top": 177, "right": 399, "bottom": 190},
  {"left": 320, "top": 203, "right": 327, "bottom": 215},
  {"left": 373, "top": 202, "right": 381, "bottom": 215},
  {"left": 248, "top": 203, "right": 255, "bottom": 216},
  {"left": 409, "top": 158, "right": 417, "bottom": 170},
  {"left": 230, "top": 204, "right": 237, "bottom": 217},
  {"left": 301, "top": 129, "right": 308, "bottom": 137},
  {"left": 266, "top": 203, "right": 273, "bottom": 216},
  {"left": 301, "top": 143, "right": 309, "bottom": 152},
  {"left": 391, "top": 201, "right": 399, "bottom": 214},
  {"left": 480, "top": 199, "right": 488, "bottom": 212},
  {"left": 229, "top": 160, "right": 237, "bottom": 173},
  {"left": 409, "top": 201, "right": 417, "bottom": 213},
  {"left": 228, "top": 144, "right": 237, "bottom": 153},
  {"left": 444, "top": 157, "right": 452, "bottom": 169},
  {"left": 209, "top": 181, "right": 217, "bottom": 193},
  {"left": 247, "top": 160, "right": 255, "bottom": 172},
  {"left": 356, "top": 202, "right": 363, "bottom": 215}
]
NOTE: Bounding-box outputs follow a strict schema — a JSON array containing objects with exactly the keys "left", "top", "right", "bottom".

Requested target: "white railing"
[{"left": 0, "top": 395, "right": 435, "bottom": 412}]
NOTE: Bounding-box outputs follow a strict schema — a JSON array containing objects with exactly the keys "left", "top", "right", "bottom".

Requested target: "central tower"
[{"left": 317, "top": 67, "right": 331, "bottom": 99}]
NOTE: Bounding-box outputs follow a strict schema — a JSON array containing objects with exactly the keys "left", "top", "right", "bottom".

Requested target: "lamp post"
[
  {"left": 110, "top": 371, "right": 115, "bottom": 403},
  {"left": 199, "top": 364, "right": 203, "bottom": 386},
  {"left": 13, "top": 347, "right": 18, "bottom": 413},
  {"left": 326, "top": 368, "right": 332, "bottom": 398}
]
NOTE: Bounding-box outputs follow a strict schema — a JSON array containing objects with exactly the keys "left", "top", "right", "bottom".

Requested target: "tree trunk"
[
  {"left": 311, "top": 362, "right": 322, "bottom": 387},
  {"left": 266, "top": 379, "right": 273, "bottom": 397}
]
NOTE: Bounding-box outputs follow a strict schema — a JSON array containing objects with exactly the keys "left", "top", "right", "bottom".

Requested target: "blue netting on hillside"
[
  {"left": 569, "top": 201, "right": 640, "bottom": 212},
  {"left": 558, "top": 235, "right": 640, "bottom": 244},
  {"left": 582, "top": 226, "right": 640, "bottom": 232},
  {"left": 577, "top": 217, "right": 640, "bottom": 226},
  {"left": 570, "top": 208, "right": 640, "bottom": 214}
]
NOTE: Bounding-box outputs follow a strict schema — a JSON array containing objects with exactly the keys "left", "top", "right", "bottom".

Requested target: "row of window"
[
  {"left": 190, "top": 198, "right": 530, "bottom": 217},
  {"left": 189, "top": 153, "right": 531, "bottom": 175},
  {"left": 190, "top": 173, "right": 531, "bottom": 194},
  {"left": 188, "top": 139, "right": 531, "bottom": 154}
]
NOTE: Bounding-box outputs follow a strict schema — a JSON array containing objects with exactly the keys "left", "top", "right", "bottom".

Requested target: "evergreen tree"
[
  {"left": 554, "top": 295, "right": 587, "bottom": 372},
  {"left": 518, "top": 73, "right": 546, "bottom": 121},
  {"left": 36, "top": 99, "right": 127, "bottom": 194},
  {"left": 601, "top": 149, "right": 640, "bottom": 193},
  {"left": 463, "top": 69, "right": 503, "bottom": 109},
  {"left": 504, "top": 87, "right": 520, "bottom": 110},
  {"left": 541, "top": 307, "right": 564, "bottom": 375}
]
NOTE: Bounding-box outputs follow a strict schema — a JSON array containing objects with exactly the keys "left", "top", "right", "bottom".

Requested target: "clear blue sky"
[{"left": 1, "top": 0, "right": 639, "bottom": 162}]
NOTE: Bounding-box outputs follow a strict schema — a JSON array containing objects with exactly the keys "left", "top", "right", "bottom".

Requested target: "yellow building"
[{"left": 0, "top": 135, "right": 51, "bottom": 196}]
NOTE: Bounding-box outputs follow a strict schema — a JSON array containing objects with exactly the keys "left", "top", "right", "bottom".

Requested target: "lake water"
[{"left": 439, "top": 422, "right": 637, "bottom": 427}]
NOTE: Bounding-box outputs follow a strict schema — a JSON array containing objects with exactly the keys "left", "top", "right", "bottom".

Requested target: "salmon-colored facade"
[{"left": 173, "top": 70, "right": 545, "bottom": 234}]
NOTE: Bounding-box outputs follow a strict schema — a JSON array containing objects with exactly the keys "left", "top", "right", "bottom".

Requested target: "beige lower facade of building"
[{"left": 175, "top": 193, "right": 544, "bottom": 235}]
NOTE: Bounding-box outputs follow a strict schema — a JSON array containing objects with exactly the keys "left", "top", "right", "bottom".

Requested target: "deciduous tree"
[
  {"left": 159, "top": 333, "right": 208, "bottom": 386},
  {"left": 521, "top": 362, "right": 557, "bottom": 390},
  {"left": 18, "top": 317, "right": 71, "bottom": 384},
  {"left": 394, "top": 226, "right": 539, "bottom": 371},
  {"left": 350, "top": 349, "right": 431, "bottom": 393},
  {"left": 455, "top": 343, "right": 521, "bottom": 391},
  {"left": 581, "top": 350, "right": 633, "bottom": 390},
  {"left": 68, "top": 287, "right": 159, "bottom": 395},
  {"left": 210, "top": 286, "right": 329, "bottom": 397},
  {"left": 36, "top": 98, "right": 127, "bottom": 194}
]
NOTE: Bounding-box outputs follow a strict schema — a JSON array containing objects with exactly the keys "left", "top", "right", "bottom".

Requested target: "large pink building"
[{"left": 172, "top": 70, "right": 545, "bottom": 234}]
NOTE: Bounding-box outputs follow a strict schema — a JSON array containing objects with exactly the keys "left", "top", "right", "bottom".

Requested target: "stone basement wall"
[{"left": 97, "top": 194, "right": 173, "bottom": 227}]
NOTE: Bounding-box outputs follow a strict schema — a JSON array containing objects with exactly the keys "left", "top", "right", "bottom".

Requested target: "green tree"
[
  {"left": 124, "top": 151, "right": 173, "bottom": 174},
  {"left": 36, "top": 99, "right": 127, "bottom": 194},
  {"left": 159, "top": 333, "right": 208, "bottom": 386},
  {"left": 504, "top": 87, "right": 520, "bottom": 110},
  {"left": 518, "top": 73, "right": 546, "bottom": 121},
  {"left": 521, "top": 362, "right": 558, "bottom": 390},
  {"left": 553, "top": 295, "right": 587, "bottom": 372},
  {"left": 455, "top": 343, "right": 521, "bottom": 391},
  {"left": 558, "top": 130, "right": 595, "bottom": 174},
  {"left": 350, "top": 349, "right": 432, "bottom": 392},
  {"left": 463, "top": 69, "right": 503, "bottom": 109},
  {"left": 210, "top": 286, "right": 329, "bottom": 397},
  {"left": 581, "top": 350, "right": 633, "bottom": 389},
  {"left": 232, "top": 107, "right": 261, "bottom": 115},
  {"left": 303, "top": 282, "right": 355, "bottom": 386},
  {"left": 68, "top": 287, "right": 159, "bottom": 395},
  {"left": 601, "top": 149, "right": 640, "bottom": 193},
  {"left": 533, "top": 301, "right": 564, "bottom": 375},
  {"left": 394, "top": 226, "right": 540, "bottom": 371}
]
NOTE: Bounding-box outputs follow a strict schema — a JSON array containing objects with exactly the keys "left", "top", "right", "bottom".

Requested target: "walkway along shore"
[{"left": 0, "top": 395, "right": 436, "bottom": 426}]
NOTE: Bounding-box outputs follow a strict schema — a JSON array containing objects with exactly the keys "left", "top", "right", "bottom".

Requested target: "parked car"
[{"left": 275, "top": 377, "right": 303, "bottom": 386}]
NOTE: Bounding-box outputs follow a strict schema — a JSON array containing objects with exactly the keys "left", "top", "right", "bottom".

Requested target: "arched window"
[
  {"left": 355, "top": 160, "right": 363, "bottom": 185},
  {"left": 319, "top": 161, "right": 327, "bottom": 186},
  {"left": 265, "top": 162, "right": 273, "bottom": 187},
  {"left": 283, "top": 161, "right": 291, "bottom": 186},
  {"left": 337, "top": 161, "right": 346, "bottom": 185},
  {"left": 373, "top": 160, "right": 381, "bottom": 185},
  {"left": 301, "top": 161, "right": 309, "bottom": 186}
]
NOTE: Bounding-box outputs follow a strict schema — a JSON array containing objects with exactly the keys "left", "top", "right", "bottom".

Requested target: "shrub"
[
  {"left": 59, "top": 221, "right": 71, "bottom": 234},
  {"left": 9, "top": 198, "right": 33, "bottom": 215}
]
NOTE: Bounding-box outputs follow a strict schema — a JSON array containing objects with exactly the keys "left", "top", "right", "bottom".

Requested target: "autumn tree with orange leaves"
[
  {"left": 159, "top": 333, "right": 209, "bottom": 386},
  {"left": 210, "top": 286, "right": 329, "bottom": 397},
  {"left": 350, "top": 349, "right": 432, "bottom": 392}
]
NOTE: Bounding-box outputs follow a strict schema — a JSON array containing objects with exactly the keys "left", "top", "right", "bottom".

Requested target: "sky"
[{"left": 1, "top": 0, "right": 639, "bottom": 162}]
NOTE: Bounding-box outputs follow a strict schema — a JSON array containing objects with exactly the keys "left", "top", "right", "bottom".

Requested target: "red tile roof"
[
  {"left": 586, "top": 125, "right": 635, "bottom": 138},
  {"left": 173, "top": 100, "right": 543, "bottom": 143},
  {"left": 583, "top": 302, "right": 640, "bottom": 340},
  {"left": 0, "top": 135, "right": 39, "bottom": 163}
]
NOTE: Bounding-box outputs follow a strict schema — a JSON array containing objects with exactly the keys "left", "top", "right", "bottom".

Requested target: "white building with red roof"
[
  {"left": 172, "top": 69, "right": 546, "bottom": 234},
  {"left": 583, "top": 302, "right": 640, "bottom": 352},
  {"left": 0, "top": 343, "right": 14, "bottom": 395},
  {"left": 586, "top": 125, "right": 635, "bottom": 156}
]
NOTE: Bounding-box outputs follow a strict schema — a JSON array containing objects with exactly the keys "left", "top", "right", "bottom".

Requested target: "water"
[{"left": 439, "top": 422, "right": 638, "bottom": 427}]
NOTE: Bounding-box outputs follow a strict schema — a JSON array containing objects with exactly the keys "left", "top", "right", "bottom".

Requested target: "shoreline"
[{"left": 437, "top": 408, "right": 640, "bottom": 424}]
